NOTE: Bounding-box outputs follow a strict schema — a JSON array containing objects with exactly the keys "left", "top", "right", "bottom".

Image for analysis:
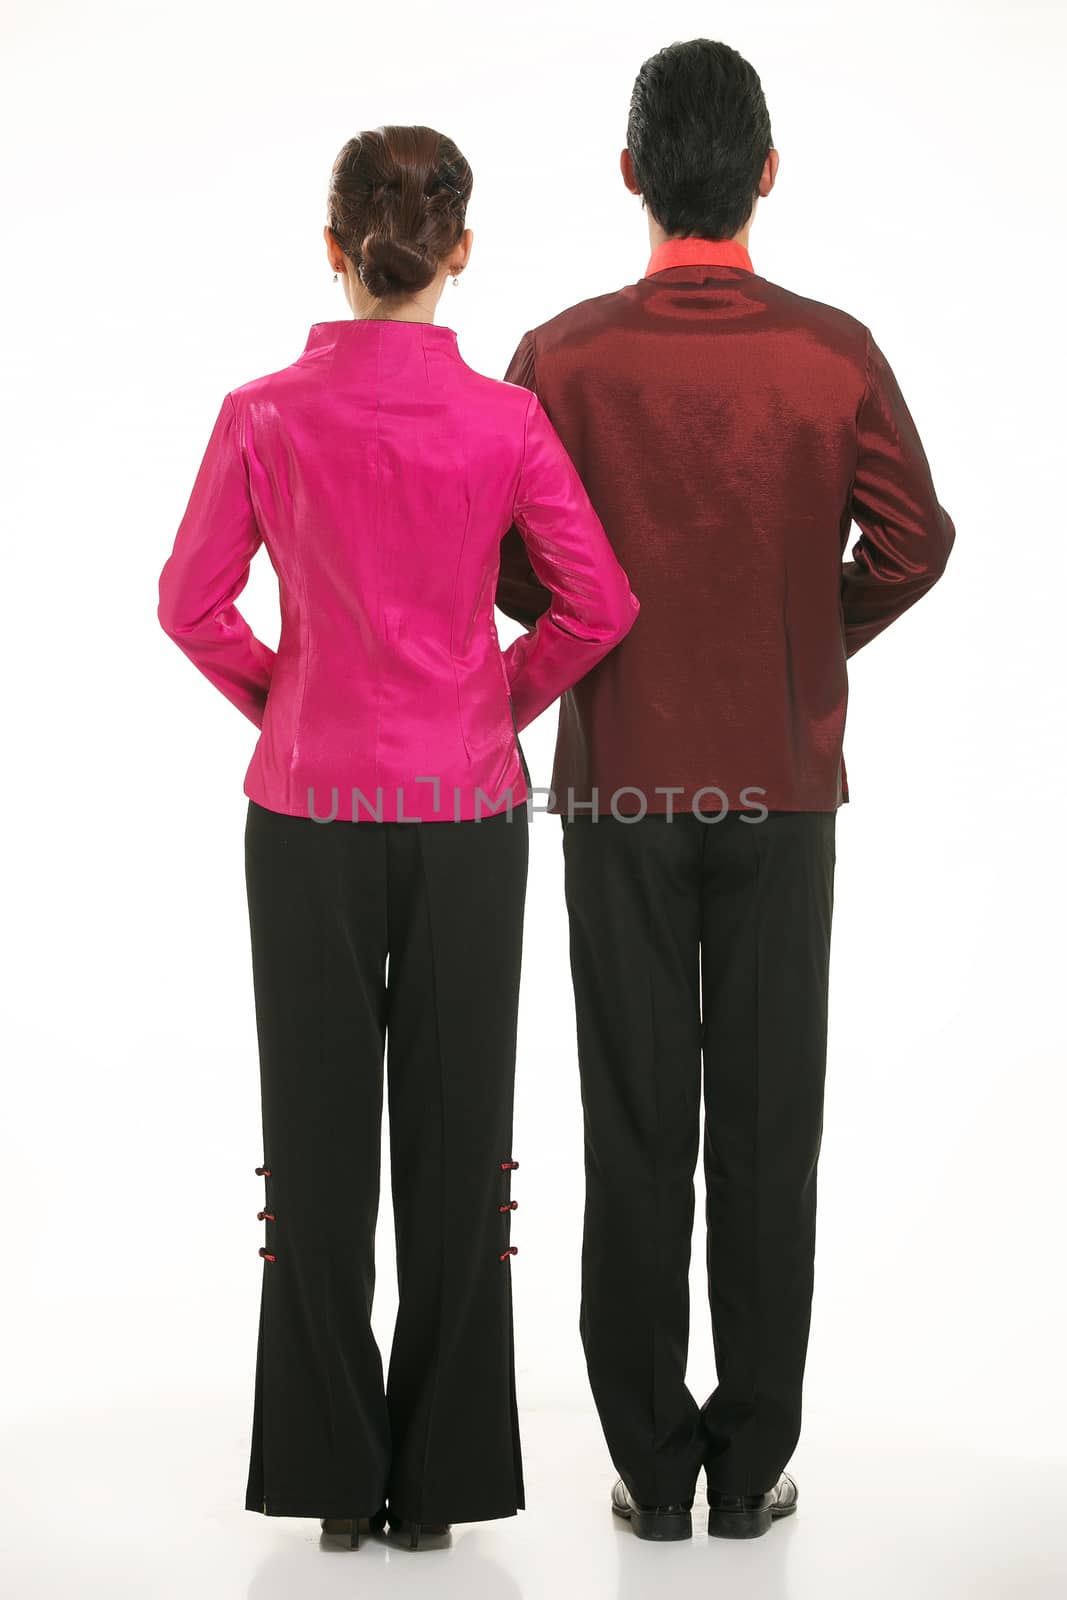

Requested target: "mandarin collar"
[
  {"left": 300, "top": 318, "right": 461, "bottom": 358},
  {"left": 644, "top": 237, "right": 754, "bottom": 278}
]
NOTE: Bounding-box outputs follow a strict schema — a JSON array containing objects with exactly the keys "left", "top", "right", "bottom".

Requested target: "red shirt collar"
[{"left": 644, "top": 236, "right": 754, "bottom": 278}]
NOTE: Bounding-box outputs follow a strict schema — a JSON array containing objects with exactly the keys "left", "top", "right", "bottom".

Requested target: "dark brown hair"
[{"left": 326, "top": 125, "right": 473, "bottom": 300}]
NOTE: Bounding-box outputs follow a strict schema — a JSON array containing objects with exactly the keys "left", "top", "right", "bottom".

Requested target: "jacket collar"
[
  {"left": 301, "top": 318, "right": 461, "bottom": 358},
  {"left": 644, "top": 237, "right": 754, "bottom": 278}
]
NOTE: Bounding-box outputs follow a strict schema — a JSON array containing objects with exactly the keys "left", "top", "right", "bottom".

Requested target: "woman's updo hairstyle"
[{"left": 327, "top": 125, "right": 473, "bottom": 300}]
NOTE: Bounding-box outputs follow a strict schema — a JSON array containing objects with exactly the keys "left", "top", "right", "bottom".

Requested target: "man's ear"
[
  {"left": 759, "top": 148, "right": 780, "bottom": 199},
  {"left": 620, "top": 148, "right": 641, "bottom": 196}
]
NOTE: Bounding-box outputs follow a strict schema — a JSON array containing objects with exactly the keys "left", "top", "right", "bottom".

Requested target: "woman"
[{"left": 156, "top": 125, "right": 639, "bottom": 1551}]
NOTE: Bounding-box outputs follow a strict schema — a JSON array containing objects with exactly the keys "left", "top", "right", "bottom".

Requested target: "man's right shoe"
[
  {"left": 706, "top": 1471, "right": 798, "bottom": 1539},
  {"left": 611, "top": 1477, "right": 693, "bottom": 1541}
]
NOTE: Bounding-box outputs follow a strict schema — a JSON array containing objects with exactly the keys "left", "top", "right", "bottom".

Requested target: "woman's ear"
[
  {"left": 323, "top": 224, "right": 344, "bottom": 274},
  {"left": 449, "top": 227, "right": 474, "bottom": 275}
]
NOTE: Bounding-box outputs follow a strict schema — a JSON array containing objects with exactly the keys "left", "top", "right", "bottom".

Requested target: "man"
[{"left": 496, "top": 39, "right": 954, "bottom": 1542}]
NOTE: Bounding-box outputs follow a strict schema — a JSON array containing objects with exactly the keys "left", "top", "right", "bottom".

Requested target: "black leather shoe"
[
  {"left": 706, "top": 1471, "right": 798, "bottom": 1539},
  {"left": 611, "top": 1477, "right": 693, "bottom": 1541}
]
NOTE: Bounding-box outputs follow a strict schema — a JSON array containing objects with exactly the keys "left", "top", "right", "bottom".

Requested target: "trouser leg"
[
  {"left": 242, "top": 799, "right": 390, "bottom": 1517},
  {"left": 562, "top": 814, "right": 707, "bottom": 1506},
  {"left": 383, "top": 805, "right": 529, "bottom": 1524},
  {"left": 699, "top": 811, "right": 836, "bottom": 1494}
]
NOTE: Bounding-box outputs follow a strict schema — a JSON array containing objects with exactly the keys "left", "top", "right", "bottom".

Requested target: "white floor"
[{"left": 2, "top": 1399, "right": 1064, "bottom": 1599}]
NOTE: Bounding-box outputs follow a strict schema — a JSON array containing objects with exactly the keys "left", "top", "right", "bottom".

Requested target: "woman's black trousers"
[{"left": 242, "top": 797, "right": 529, "bottom": 1524}]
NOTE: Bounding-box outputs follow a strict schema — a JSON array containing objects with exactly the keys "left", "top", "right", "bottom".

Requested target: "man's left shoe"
[
  {"left": 706, "top": 1471, "right": 798, "bottom": 1539},
  {"left": 611, "top": 1477, "right": 693, "bottom": 1541}
]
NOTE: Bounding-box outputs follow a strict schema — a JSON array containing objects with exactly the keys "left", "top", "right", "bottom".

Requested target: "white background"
[{"left": 3, "top": 1, "right": 1066, "bottom": 1596}]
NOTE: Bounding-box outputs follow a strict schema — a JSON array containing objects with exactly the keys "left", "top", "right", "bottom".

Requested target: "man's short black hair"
[{"left": 627, "top": 39, "right": 773, "bottom": 240}]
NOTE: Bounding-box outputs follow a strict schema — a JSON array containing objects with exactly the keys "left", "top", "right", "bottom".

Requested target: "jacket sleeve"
[
  {"left": 843, "top": 330, "right": 955, "bottom": 657},
  {"left": 496, "top": 332, "right": 554, "bottom": 628},
  {"left": 501, "top": 390, "right": 640, "bottom": 732},
  {"left": 157, "top": 392, "right": 276, "bottom": 727}
]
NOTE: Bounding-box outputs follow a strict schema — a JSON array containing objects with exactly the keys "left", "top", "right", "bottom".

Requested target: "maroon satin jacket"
[{"left": 496, "top": 237, "right": 955, "bottom": 815}]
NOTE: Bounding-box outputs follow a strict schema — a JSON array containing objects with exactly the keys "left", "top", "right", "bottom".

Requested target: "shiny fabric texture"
[
  {"left": 497, "top": 250, "right": 955, "bottom": 813},
  {"left": 158, "top": 318, "right": 639, "bottom": 822}
]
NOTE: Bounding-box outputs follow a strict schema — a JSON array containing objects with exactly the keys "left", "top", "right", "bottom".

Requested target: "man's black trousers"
[
  {"left": 562, "top": 809, "right": 836, "bottom": 1504},
  {"left": 242, "top": 798, "right": 529, "bottom": 1524}
]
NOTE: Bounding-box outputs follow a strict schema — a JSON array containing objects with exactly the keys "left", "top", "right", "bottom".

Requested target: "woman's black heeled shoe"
[
  {"left": 384, "top": 1512, "right": 453, "bottom": 1551},
  {"left": 320, "top": 1506, "right": 387, "bottom": 1549},
  {"left": 320, "top": 1516, "right": 364, "bottom": 1549}
]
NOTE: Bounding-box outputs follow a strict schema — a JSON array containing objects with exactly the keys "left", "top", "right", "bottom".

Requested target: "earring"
[
  {"left": 451, "top": 272, "right": 460, "bottom": 288},
  {"left": 333, "top": 272, "right": 339, "bottom": 282}
]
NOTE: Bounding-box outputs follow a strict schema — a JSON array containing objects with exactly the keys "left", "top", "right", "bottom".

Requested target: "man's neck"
[{"left": 648, "top": 220, "right": 752, "bottom": 252}]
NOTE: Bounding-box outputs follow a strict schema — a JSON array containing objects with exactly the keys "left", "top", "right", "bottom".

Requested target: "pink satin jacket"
[{"left": 158, "top": 318, "right": 639, "bottom": 821}]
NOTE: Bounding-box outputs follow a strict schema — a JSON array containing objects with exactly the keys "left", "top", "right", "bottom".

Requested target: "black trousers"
[
  {"left": 242, "top": 798, "right": 529, "bottom": 1524},
  {"left": 562, "top": 810, "right": 836, "bottom": 1504}
]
